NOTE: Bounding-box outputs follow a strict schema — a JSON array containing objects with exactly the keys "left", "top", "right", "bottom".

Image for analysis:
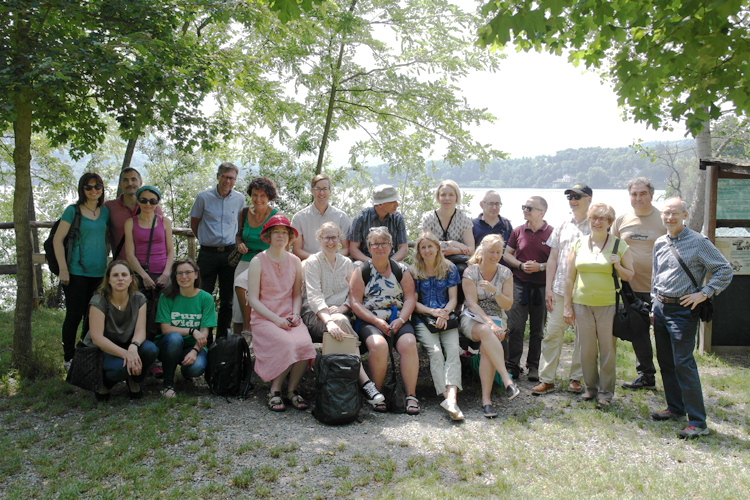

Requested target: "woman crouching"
[{"left": 85, "top": 260, "right": 158, "bottom": 401}]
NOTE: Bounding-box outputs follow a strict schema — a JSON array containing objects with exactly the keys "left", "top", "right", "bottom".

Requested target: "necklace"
[
  {"left": 110, "top": 297, "right": 128, "bottom": 310},
  {"left": 588, "top": 234, "right": 609, "bottom": 255},
  {"left": 253, "top": 206, "right": 270, "bottom": 223},
  {"left": 82, "top": 205, "right": 99, "bottom": 217}
]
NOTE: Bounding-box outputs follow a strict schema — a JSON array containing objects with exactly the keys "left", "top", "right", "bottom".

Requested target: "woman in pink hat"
[{"left": 246, "top": 214, "right": 316, "bottom": 412}]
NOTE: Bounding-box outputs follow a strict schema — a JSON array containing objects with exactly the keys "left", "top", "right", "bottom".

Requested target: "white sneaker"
[{"left": 361, "top": 381, "right": 385, "bottom": 405}]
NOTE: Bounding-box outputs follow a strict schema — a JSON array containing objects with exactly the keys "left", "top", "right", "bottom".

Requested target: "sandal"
[
  {"left": 161, "top": 387, "right": 177, "bottom": 399},
  {"left": 596, "top": 399, "right": 611, "bottom": 409},
  {"left": 578, "top": 392, "right": 596, "bottom": 402},
  {"left": 405, "top": 395, "right": 420, "bottom": 415},
  {"left": 267, "top": 391, "right": 285, "bottom": 412},
  {"left": 286, "top": 390, "right": 308, "bottom": 410},
  {"left": 372, "top": 402, "right": 388, "bottom": 413}
]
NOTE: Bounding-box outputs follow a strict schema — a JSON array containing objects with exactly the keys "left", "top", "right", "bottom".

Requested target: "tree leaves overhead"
[
  {"left": 230, "top": 0, "right": 505, "bottom": 177},
  {"left": 478, "top": 0, "right": 750, "bottom": 135}
]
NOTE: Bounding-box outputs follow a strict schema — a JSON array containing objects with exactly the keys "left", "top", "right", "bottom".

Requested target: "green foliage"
[
  {"left": 229, "top": 0, "right": 505, "bottom": 179},
  {"left": 478, "top": 0, "right": 750, "bottom": 136}
]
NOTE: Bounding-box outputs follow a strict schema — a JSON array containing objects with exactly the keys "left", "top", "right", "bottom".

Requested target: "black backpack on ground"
[
  {"left": 313, "top": 352, "right": 362, "bottom": 425},
  {"left": 44, "top": 205, "right": 82, "bottom": 276},
  {"left": 204, "top": 334, "right": 254, "bottom": 399}
]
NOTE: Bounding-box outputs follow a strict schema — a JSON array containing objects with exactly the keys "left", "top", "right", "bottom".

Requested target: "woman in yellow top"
[{"left": 564, "top": 203, "right": 634, "bottom": 408}]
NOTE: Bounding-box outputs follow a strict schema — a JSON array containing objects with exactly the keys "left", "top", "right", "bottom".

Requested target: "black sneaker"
[
  {"left": 505, "top": 383, "right": 520, "bottom": 400},
  {"left": 361, "top": 381, "right": 385, "bottom": 405},
  {"left": 622, "top": 375, "right": 656, "bottom": 390}
]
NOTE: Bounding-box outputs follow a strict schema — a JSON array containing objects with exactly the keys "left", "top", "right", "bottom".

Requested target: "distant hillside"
[{"left": 368, "top": 141, "right": 696, "bottom": 189}]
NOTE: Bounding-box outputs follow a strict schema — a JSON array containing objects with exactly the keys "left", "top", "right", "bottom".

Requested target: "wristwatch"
[
  {"left": 130, "top": 341, "right": 141, "bottom": 348},
  {"left": 540, "top": 263, "right": 546, "bottom": 272}
]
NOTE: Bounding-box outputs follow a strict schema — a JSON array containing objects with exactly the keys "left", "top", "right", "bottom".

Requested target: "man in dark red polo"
[{"left": 502, "top": 196, "right": 554, "bottom": 381}]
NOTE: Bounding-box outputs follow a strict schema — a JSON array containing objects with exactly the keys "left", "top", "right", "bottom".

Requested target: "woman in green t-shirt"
[
  {"left": 155, "top": 258, "right": 217, "bottom": 398},
  {"left": 564, "top": 203, "right": 634, "bottom": 408}
]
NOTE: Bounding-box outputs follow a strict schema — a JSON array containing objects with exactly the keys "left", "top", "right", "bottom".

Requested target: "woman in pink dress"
[{"left": 246, "top": 214, "right": 315, "bottom": 412}]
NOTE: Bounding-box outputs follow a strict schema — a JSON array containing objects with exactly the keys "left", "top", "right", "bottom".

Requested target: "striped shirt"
[{"left": 651, "top": 227, "right": 732, "bottom": 302}]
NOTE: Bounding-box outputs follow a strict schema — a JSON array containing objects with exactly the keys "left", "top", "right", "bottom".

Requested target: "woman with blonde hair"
[
  {"left": 84, "top": 260, "right": 158, "bottom": 401},
  {"left": 564, "top": 203, "right": 634, "bottom": 408},
  {"left": 461, "top": 234, "right": 520, "bottom": 417},
  {"left": 411, "top": 231, "right": 464, "bottom": 420}
]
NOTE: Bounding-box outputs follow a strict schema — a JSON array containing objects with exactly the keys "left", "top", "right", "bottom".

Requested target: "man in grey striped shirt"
[{"left": 650, "top": 197, "right": 732, "bottom": 439}]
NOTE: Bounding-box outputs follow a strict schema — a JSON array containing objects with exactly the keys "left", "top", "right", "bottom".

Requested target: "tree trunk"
[
  {"left": 688, "top": 121, "right": 711, "bottom": 232},
  {"left": 28, "top": 185, "right": 42, "bottom": 307},
  {"left": 12, "top": 92, "right": 35, "bottom": 377},
  {"left": 122, "top": 137, "right": 138, "bottom": 171},
  {"left": 315, "top": 0, "right": 358, "bottom": 175}
]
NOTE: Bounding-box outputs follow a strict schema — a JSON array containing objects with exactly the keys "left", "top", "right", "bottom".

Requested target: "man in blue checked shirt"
[{"left": 650, "top": 197, "right": 732, "bottom": 439}]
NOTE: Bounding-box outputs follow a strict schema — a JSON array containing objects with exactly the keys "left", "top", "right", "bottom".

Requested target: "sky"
[{"left": 325, "top": 50, "right": 690, "bottom": 165}]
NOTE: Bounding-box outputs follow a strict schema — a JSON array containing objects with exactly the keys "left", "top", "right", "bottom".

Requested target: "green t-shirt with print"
[{"left": 155, "top": 290, "right": 217, "bottom": 348}]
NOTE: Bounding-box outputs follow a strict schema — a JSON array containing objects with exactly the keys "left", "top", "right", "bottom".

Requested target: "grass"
[{"left": 2, "top": 308, "right": 750, "bottom": 498}]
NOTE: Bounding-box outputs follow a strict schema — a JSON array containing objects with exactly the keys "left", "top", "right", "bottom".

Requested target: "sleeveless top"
[
  {"left": 132, "top": 215, "right": 167, "bottom": 274},
  {"left": 240, "top": 207, "right": 278, "bottom": 262}
]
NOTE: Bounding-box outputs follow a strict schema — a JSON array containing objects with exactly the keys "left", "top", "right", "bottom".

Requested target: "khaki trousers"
[
  {"left": 538, "top": 293, "right": 583, "bottom": 384},
  {"left": 573, "top": 303, "right": 617, "bottom": 401}
]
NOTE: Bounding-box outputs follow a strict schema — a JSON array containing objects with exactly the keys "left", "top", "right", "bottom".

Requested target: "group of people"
[{"left": 56, "top": 165, "right": 733, "bottom": 436}]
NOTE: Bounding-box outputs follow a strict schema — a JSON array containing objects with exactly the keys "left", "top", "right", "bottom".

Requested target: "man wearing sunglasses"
[
  {"left": 190, "top": 162, "right": 245, "bottom": 337},
  {"left": 611, "top": 178, "right": 667, "bottom": 391},
  {"left": 502, "top": 196, "right": 554, "bottom": 381},
  {"left": 532, "top": 183, "right": 592, "bottom": 395},
  {"left": 105, "top": 168, "right": 163, "bottom": 261},
  {"left": 348, "top": 184, "right": 408, "bottom": 262}
]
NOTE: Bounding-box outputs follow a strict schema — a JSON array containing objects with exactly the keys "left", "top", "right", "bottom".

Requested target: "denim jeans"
[
  {"left": 62, "top": 275, "right": 102, "bottom": 361},
  {"left": 653, "top": 299, "right": 706, "bottom": 428},
  {"left": 157, "top": 332, "right": 208, "bottom": 387},
  {"left": 197, "top": 248, "right": 235, "bottom": 336},
  {"left": 102, "top": 340, "right": 159, "bottom": 386}
]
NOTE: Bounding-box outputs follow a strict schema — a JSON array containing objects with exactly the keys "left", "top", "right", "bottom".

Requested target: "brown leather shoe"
[
  {"left": 568, "top": 380, "right": 583, "bottom": 394},
  {"left": 531, "top": 382, "right": 555, "bottom": 395}
]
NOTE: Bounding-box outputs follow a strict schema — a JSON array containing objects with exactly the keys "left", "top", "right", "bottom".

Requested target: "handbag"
[
  {"left": 382, "top": 333, "right": 406, "bottom": 413},
  {"left": 610, "top": 238, "right": 651, "bottom": 341},
  {"left": 417, "top": 312, "right": 459, "bottom": 333},
  {"left": 66, "top": 341, "right": 105, "bottom": 392},
  {"left": 667, "top": 241, "right": 714, "bottom": 322},
  {"left": 228, "top": 207, "right": 250, "bottom": 268},
  {"left": 227, "top": 248, "right": 242, "bottom": 267}
]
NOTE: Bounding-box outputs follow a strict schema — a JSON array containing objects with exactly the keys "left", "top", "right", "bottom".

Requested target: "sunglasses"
[
  {"left": 83, "top": 184, "right": 103, "bottom": 191},
  {"left": 567, "top": 194, "right": 583, "bottom": 200},
  {"left": 138, "top": 197, "right": 159, "bottom": 205},
  {"left": 521, "top": 205, "right": 541, "bottom": 212}
]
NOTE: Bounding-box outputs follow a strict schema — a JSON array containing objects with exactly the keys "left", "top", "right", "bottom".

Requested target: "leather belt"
[
  {"left": 657, "top": 295, "right": 682, "bottom": 305},
  {"left": 201, "top": 244, "right": 236, "bottom": 253}
]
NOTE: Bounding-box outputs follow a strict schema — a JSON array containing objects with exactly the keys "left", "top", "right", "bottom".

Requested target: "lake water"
[{"left": 462, "top": 188, "right": 667, "bottom": 229}]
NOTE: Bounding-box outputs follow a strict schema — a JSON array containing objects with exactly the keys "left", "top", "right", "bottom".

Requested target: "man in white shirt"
[{"left": 291, "top": 174, "right": 351, "bottom": 260}]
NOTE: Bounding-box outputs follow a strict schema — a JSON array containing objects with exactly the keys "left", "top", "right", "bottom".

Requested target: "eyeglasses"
[
  {"left": 369, "top": 226, "right": 389, "bottom": 233},
  {"left": 176, "top": 270, "right": 195, "bottom": 276},
  {"left": 219, "top": 174, "right": 236, "bottom": 181},
  {"left": 138, "top": 197, "right": 159, "bottom": 205},
  {"left": 369, "top": 242, "right": 390, "bottom": 248},
  {"left": 312, "top": 187, "right": 329, "bottom": 193},
  {"left": 321, "top": 236, "right": 339, "bottom": 242},
  {"left": 521, "top": 205, "right": 541, "bottom": 212},
  {"left": 590, "top": 216, "right": 609, "bottom": 223},
  {"left": 84, "top": 184, "right": 103, "bottom": 191},
  {"left": 566, "top": 194, "right": 583, "bottom": 200},
  {"left": 661, "top": 211, "right": 683, "bottom": 218},
  {"left": 483, "top": 202, "right": 501, "bottom": 208}
]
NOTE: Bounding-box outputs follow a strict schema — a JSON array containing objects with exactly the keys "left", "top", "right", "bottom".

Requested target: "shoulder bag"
[
  {"left": 227, "top": 207, "right": 250, "bottom": 268},
  {"left": 611, "top": 238, "right": 651, "bottom": 341},
  {"left": 666, "top": 241, "right": 714, "bottom": 322}
]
